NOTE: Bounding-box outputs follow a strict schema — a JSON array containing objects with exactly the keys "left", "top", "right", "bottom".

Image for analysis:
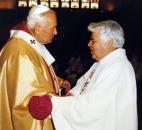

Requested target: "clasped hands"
[{"left": 60, "top": 80, "right": 71, "bottom": 96}]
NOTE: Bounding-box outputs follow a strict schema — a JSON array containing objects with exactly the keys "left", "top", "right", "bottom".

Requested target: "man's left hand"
[{"left": 61, "top": 80, "right": 71, "bottom": 92}]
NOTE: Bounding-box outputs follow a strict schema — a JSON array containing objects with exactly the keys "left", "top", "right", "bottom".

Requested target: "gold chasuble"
[{"left": 0, "top": 28, "right": 63, "bottom": 130}]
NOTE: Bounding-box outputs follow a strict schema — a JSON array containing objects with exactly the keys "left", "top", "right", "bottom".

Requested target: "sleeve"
[
  {"left": 69, "top": 78, "right": 83, "bottom": 95},
  {"left": 56, "top": 76, "right": 64, "bottom": 87},
  {"left": 69, "top": 72, "right": 89, "bottom": 96},
  {"left": 8, "top": 52, "right": 52, "bottom": 109}
]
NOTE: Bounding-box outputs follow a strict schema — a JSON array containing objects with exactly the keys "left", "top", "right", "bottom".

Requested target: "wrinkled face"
[
  {"left": 35, "top": 12, "right": 57, "bottom": 44},
  {"left": 88, "top": 32, "right": 114, "bottom": 61}
]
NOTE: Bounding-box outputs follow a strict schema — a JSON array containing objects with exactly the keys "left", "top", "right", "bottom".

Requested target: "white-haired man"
[
  {"left": 0, "top": 5, "right": 71, "bottom": 130},
  {"left": 28, "top": 20, "right": 137, "bottom": 130}
]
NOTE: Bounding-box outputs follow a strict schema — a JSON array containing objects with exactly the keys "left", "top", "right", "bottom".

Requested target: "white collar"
[
  {"left": 99, "top": 48, "right": 126, "bottom": 64},
  {"left": 10, "top": 30, "right": 55, "bottom": 66}
]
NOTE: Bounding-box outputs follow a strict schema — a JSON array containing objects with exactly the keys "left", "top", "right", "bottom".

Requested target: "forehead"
[
  {"left": 91, "top": 32, "right": 100, "bottom": 39},
  {"left": 43, "top": 11, "right": 57, "bottom": 26}
]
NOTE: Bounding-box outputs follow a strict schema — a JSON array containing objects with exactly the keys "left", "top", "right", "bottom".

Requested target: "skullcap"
[{"left": 28, "top": 5, "right": 50, "bottom": 16}]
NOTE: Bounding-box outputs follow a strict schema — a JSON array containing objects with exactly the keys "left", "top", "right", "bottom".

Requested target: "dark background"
[{"left": 0, "top": 6, "right": 142, "bottom": 76}]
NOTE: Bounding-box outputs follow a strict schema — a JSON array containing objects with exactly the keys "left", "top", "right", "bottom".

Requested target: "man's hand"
[
  {"left": 28, "top": 95, "right": 52, "bottom": 120},
  {"left": 61, "top": 80, "right": 71, "bottom": 92}
]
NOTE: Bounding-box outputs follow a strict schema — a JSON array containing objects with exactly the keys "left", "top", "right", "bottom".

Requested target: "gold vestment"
[{"left": 0, "top": 38, "right": 62, "bottom": 130}]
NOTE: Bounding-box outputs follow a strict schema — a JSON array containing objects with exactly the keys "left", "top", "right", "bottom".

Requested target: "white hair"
[
  {"left": 27, "top": 5, "right": 50, "bottom": 29},
  {"left": 88, "top": 20, "right": 125, "bottom": 48}
]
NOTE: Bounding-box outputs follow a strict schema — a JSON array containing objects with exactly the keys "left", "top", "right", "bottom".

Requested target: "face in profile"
[
  {"left": 88, "top": 32, "right": 114, "bottom": 61},
  {"left": 35, "top": 11, "right": 57, "bottom": 44}
]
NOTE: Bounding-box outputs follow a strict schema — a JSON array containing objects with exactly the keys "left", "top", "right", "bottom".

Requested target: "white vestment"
[{"left": 51, "top": 49, "right": 137, "bottom": 130}]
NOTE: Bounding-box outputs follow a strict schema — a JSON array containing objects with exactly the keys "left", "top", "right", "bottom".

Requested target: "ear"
[
  {"left": 34, "top": 24, "right": 40, "bottom": 35},
  {"left": 105, "top": 39, "right": 114, "bottom": 51},
  {"left": 108, "top": 39, "right": 114, "bottom": 48}
]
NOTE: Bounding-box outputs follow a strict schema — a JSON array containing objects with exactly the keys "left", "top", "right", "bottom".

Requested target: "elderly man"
[
  {"left": 28, "top": 20, "right": 137, "bottom": 130},
  {"left": 0, "top": 5, "right": 70, "bottom": 130}
]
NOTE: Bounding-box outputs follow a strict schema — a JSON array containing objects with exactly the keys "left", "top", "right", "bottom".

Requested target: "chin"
[
  {"left": 92, "top": 56, "right": 98, "bottom": 61},
  {"left": 47, "top": 39, "right": 53, "bottom": 43},
  {"left": 43, "top": 40, "right": 52, "bottom": 44},
  {"left": 91, "top": 55, "right": 95, "bottom": 59},
  {"left": 47, "top": 41, "right": 52, "bottom": 44}
]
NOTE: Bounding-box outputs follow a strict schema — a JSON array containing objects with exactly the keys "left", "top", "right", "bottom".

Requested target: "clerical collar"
[
  {"left": 99, "top": 48, "right": 126, "bottom": 64},
  {"left": 10, "top": 29, "right": 55, "bottom": 66}
]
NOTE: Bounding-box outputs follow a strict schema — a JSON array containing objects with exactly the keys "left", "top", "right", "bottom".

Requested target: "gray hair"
[
  {"left": 27, "top": 5, "right": 50, "bottom": 29},
  {"left": 88, "top": 20, "right": 125, "bottom": 48}
]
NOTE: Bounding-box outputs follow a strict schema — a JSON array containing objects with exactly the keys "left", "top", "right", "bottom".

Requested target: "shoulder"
[
  {"left": 6, "top": 38, "right": 34, "bottom": 53},
  {"left": 99, "top": 56, "right": 134, "bottom": 77},
  {"left": 0, "top": 38, "right": 42, "bottom": 65}
]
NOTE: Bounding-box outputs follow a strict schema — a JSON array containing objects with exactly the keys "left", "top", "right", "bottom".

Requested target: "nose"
[
  {"left": 88, "top": 41, "right": 91, "bottom": 47},
  {"left": 54, "top": 28, "right": 57, "bottom": 35}
]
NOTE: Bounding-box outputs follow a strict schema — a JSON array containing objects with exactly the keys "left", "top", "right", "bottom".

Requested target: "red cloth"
[
  {"left": 28, "top": 95, "right": 52, "bottom": 120},
  {"left": 12, "top": 21, "right": 32, "bottom": 35}
]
